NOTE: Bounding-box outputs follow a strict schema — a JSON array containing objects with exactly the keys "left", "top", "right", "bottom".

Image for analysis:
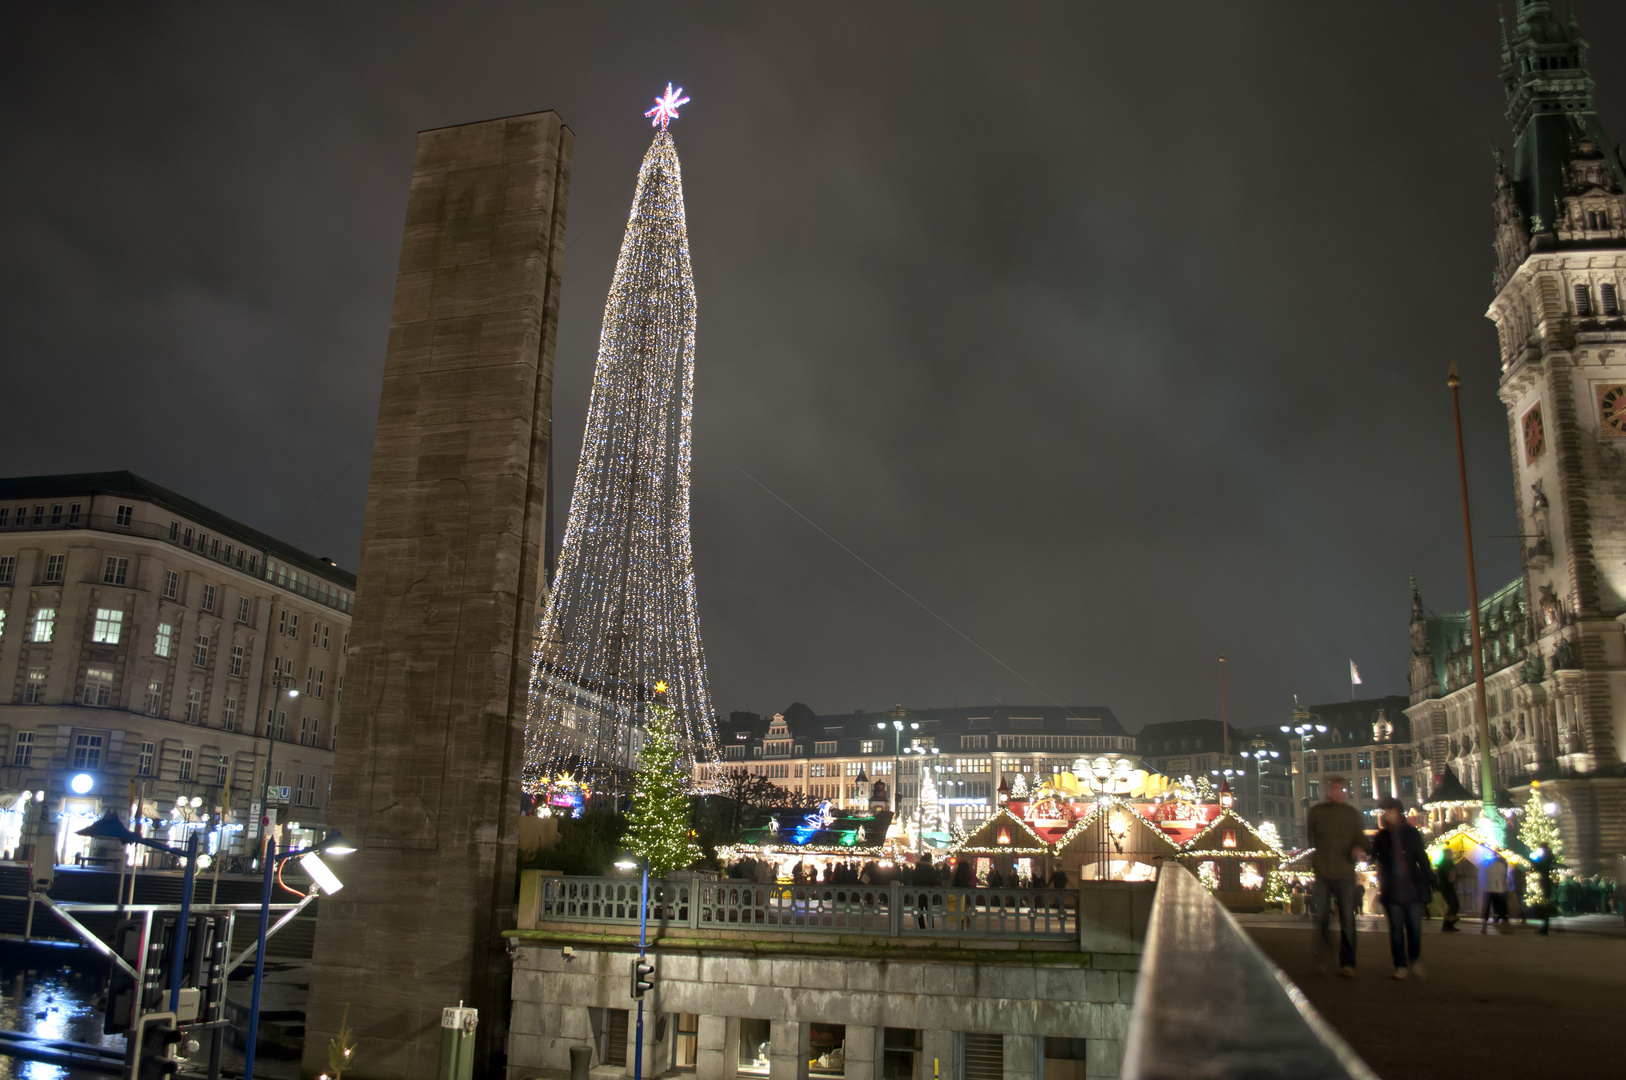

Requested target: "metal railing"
[
  {"left": 1121, "top": 865, "right": 1377, "bottom": 1080},
  {"left": 535, "top": 875, "right": 1078, "bottom": 940}
]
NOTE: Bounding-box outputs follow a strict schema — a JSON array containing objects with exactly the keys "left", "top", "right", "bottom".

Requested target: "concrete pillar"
[
  {"left": 844, "top": 1024, "right": 878, "bottom": 1080},
  {"left": 696, "top": 1015, "right": 734, "bottom": 1080},
  {"left": 769, "top": 1020, "right": 809, "bottom": 1080},
  {"left": 1002, "top": 1036, "right": 1038, "bottom": 1080},
  {"left": 922, "top": 1030, "right": 958, "bottom": 1080},
  {"left": 302, "top": 109, "right": 573, "bottom": 1080}
]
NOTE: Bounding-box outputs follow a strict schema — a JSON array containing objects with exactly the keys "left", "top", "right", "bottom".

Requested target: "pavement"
[{"left": 1241, "top": 913, "right": 1626, "bottom": 1079}]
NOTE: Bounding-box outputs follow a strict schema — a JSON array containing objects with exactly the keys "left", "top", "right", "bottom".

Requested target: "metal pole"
[
  {"left": 243, "top": 838, "right": 276, "bottom": 1080},
  {"left": 633, "top": 859, "right": 649, "bottom": 1080},
  {"left": 168, "top": 831, "right": 199, "bottom": 1014},
  {"left": 1448, "top": 363, "right": 1501, "bottom": 831}
]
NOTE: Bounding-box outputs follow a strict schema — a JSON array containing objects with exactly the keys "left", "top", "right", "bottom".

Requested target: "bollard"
[
  {"left": 570, "top": 1045, "right": 592, "bottom": 1080},
  {"left": 438, "top": 1001, "right": 479, "bottom": 1080}
]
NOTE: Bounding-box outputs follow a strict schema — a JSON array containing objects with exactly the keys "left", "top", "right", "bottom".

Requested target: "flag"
[{"left": 1350, "top": 660, "right": 1362, "bottom": 685}]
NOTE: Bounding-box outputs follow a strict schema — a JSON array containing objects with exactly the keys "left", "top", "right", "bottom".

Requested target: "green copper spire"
[{"left": 1499, "top": 0, "right": 1624, "bottom": 236}]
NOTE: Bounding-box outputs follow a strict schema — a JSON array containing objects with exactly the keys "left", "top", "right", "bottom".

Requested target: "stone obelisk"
[{"left": 302, "top": 110, "right": 571, "bottom": 1079}]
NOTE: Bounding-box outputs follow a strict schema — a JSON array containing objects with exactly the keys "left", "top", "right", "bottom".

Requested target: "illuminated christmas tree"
[
  {"left": 525, "top": 86, "right": 721, "bottom": 794},
  {"left": 624, "top": 689, "right": 700, "bottom": 877},
  {"left": 1010, "top": 772, "right": 1029, "bottom": 799},
  {"left": 918, "top": 769, "right": 944, "bottom": 833},
  {"left": 1256, "top": 820, "right": 1282, "bottom": 853},
  {"left": 1518, "top": 786, "right": 1563, "bottom": 862}
]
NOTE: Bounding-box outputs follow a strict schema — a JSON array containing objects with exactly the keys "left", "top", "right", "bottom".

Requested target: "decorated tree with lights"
[
  {"left": 1010, "top": 772, "right": 1029, "bottom": 799},
  {"left": 917, "top": 769, "right": 945, "bottom": 833},
  {"left": 526, "top": 85, "right": 721, "bottom": 794},
  {"left": 1518, "top": 786, "right": 1564, "bottom": 907},
  {"left": 624, "top": 690, "right": 700, "bottom": 877},
  {"left": 1256, "top": 820, "right": 1282, "bottom": 853},
  {"left": 1197, "top": 861, "right": 1219, "bottom": 892}
]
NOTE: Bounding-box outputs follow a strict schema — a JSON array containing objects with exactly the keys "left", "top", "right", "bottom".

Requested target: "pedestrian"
[
  {"left": 1306, "top": 775, "right": 1371, "bottom": 976},
  {"left": 1481, "top": 854, "right": 1510, "bottom": 931},
  {"left": 988, "top": 866, "right": 1006, "bottom": 889},
  {"left": 1371, "top": 796, "right": 1431, "bottom": 980},
  {"left": 1531, "top": 845, "right": 1556, "bottom": 936},
  {"left": 951, "top": 857, "right": 975, "bottom": 888},
  {"left": 1436, "top": 852, "right": 1461, "bottom": 932},
  {"left": 913, "top": 853, "right": 936, "bottom": 929}
]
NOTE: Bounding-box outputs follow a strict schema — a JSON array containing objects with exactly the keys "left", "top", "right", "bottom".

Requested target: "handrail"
[{"left": 1121, "top": 865, "right": 1378, "bottom": 1080}]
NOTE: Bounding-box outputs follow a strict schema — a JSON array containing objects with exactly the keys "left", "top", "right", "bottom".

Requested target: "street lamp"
[
  {"left": 614, "top": 853, "right": 653, "bottom": 1080},
  {"left": 254, "top": 672, "right": 301, "bottom": 856},
  {"left": 877, "top": 707, "right": 919, "bottom": 814},
  {"left": 1245, "top": 748, "right": 1280, "bottom": 823},
  {"left": 244, "top": 828, "right": 353, "bottom": 1080}
]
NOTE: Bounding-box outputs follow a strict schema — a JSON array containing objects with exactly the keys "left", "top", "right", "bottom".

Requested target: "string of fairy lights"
[{"left": 523, "top": 91, "right": 721, "bottom": 797}]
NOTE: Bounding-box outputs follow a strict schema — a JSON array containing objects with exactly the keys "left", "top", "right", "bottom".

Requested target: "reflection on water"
[{"left": 0, "top": 954, "right": 124, "bottom": 1080}]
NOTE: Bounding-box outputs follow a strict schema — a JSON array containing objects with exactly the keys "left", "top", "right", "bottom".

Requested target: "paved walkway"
[{"left": 1242, "top": 914, "right": 1626, "bottom": 1079}]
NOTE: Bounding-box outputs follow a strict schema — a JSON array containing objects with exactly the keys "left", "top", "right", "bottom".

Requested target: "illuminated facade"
[
  {"left": 0, "top": 472, "right": 351, "bottom": 862},
  {"left": 1407, "top": 2, "right": 1626, "bottom": 872}
]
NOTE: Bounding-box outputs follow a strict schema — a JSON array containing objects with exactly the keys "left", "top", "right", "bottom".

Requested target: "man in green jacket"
[{"left": 1307, "top": 776, "right": 1371, "bottom": 976}]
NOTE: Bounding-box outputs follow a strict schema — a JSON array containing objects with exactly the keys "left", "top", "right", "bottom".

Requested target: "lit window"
[
  {"left": 82, "top": 667, "right": 114, "bottom": 707},
  {"left": 13, "top": 732, "right": 34, "bottom": 767},
  {"left": 92, "top": 608, "right": 124, "bottom": 644},
  {"left": 31, "top": 608, "right": 56, "bottom": 643},
  {"left": 72, "top": 734, "right": 103, "bottom": 770},
  {"left": 44, "top": 554, "right": 65, "bottom": 584},
  {"left": 24, "top": 669, "right": 46, "bottom": 704},
  {"left": 145, "top": 680, "right": 163, "bottom": 716},
  {"left": 102, "top": 556, "right": 128, "bottom": 585},
  {"left": 154, "top": 623, "right": 174, "bottom": 658}
]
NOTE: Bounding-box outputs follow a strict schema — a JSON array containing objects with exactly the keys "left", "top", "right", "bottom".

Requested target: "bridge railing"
[
  {"left": 1121, "top": 864, "right": 1378, "bottom": 1080},
  {"left": 528, "top": 874, "right": 1079, "bottom": 940}
]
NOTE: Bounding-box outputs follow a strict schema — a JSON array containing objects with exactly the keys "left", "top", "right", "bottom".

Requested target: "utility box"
[{"left": 438, "top": 1002, "right": 478, "bottom": 1080}]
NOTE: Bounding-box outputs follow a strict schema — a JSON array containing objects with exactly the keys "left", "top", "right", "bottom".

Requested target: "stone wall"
[{"left": 508, "top": 939, "right": 1135, "bottom": 1080}]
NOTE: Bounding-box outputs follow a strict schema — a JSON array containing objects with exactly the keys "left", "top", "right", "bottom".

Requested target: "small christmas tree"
[
  {"left": 1197, "top": 861, "right": 1219, "bottom": 892},
  {"left": 1010, "top": 772, "right": 1029, "bottom": 799},
  {"left": 1264, "top": 870, "right": 1292, "bottom": 908},
  {"left": 624, "top": 689, "right": 700, "bottom": 877},
  {"left": 918, "top": 769, "right": 944, "bottom": 833},
  {"left": 1256, "top": 820, "right": 1282, "bottom": 853},
  {"left": 1518, "top": 785, "right": 1563, "bottom": 907},
  {"left": 321, "top": 1004, "right": 357, "bottom": 1080}
]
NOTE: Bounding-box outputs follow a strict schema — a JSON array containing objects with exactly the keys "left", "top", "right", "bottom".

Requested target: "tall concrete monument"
[{"left": 303, "top": 111, "right": 571, "bottom": 1079}]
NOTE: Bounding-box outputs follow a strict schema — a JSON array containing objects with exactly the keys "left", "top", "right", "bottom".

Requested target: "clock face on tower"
[
  {"left": 1599, "top": 385, "right": 1626, "bottom": 436},
  {"left": 1522, "top": 404, "right": 1545, "bottom": 462}
]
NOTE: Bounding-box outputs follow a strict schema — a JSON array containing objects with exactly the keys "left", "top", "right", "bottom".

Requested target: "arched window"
[
  {"left": 1575, "top": 283, "right": 1593, "bottom": 317},
  {"left": 1602, "top": 282, "right": 1620, "bottom": 317}
]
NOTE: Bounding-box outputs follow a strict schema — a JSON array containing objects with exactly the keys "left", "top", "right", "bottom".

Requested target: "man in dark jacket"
[
  {"left": 1371, "top": 796, "right": 1432, "bottom": 979},
  {"left": 1307, "top": 776, "right": 1371, "bottom": 976}
]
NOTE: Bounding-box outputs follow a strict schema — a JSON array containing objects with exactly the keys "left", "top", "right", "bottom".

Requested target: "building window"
[
  {"left": 276, "top": 713, "right": 286, "bottom": 741},
  {"left": 1398, "top": 748, "right": 1415, "bottom": 768},
  {"left": 237, "top": 597, "right": 251, "bottom": 623},
  {"left": 72, "top": 734, "right": 103, "bottom": 770},
  {"left": 49, "top": 505, "right": 62, "bottom": 526},
  {"left": 154, "top": 623, "right": 174, "bottom": 658},
  {"left": 24, "top": 669, "right": 46, "bottom": 704},
  {"left": 44, "top": 554, "right": 65, "bottom": 584},
  {"left": 295, "top": 774, "right": 306, "bottom": 805},
  {"left": 1357, "top": 751, "right": 1371, "bottom": 770},
  {"left": 169, "top": 521, "right": 180, "bottom": 542},
  {"left": 1359, "top": 776, "right": 1373, "bottom": 800},
  {"left": 81, "top": 666, "right": 113, "bottom": 709},
  {"left": 217, "top": 756, "right": 230, "bottom": 785},
  {"left": 315, "top": 670, "right": 325, "bottom": 699},
  {"left": 92, "top": 608, "right": 124, "bottom": 644},
  {"left": 1374, "top": 750, "right": 1391, "bottom": 769},
  {"left": 1603, "top": 282, "right": 1620, "bottom": 317},
  {"left": 0, "top": 556, "right": 12, "bottom": 584},
  {"left": 278, "top": 610, "right": 286, "bottom": 634},
  {"left": 67, "top": 503, "right": 81, "bottom": 525},
  {"left": 1307, "top": 779, "right": 1320, "bottom": 800},
  {"left": 336, "top": 675, "right": 342, "bottom": 703},
  {"left": 177, "top": 748, "right": 194, "bottom": 782},
  {"left": 184, "top": 689, "right": 202, "bottom": 724},
  {"left": 1576, "top": 283, "right": 1593, "bottom": 316},
  {"left": 12, "top": 732, "right": 33, "bottom": 767},
  {"left": 814, "top": 741, "right": 837, "bottom": 754},
  {"left": 29, "top": 608, "right": 55, "bottom": 643},
  {"left": 288, "top": 613, "right": 299, "bottom": 639},
  {"left": 145, "top": 680, "right": 164, "bottom": 715},
  {"left": 163, "top": 570, "right": 180, "bottom": 600},
  {"left": 247, "top": 554, "right": 257, "bottom": 576},
  {"left": 201, "top": 584, "right": 216, "bottom": 613},
  {"left": 229, "top": 646, "right": 243, "bottom": 677},
  {"left": 138, "top": 742, "right": 155, "bottom": 776},
  {"left": 300, "top": 717, "right": 311, "bottom": 746},
  {"left": 222, "top": 696, "right": 237, "bottom": 731},
  {"left": 193, "top": 635, "right": 210, "bottom": 668},
  {"left": 210, "top": 539, "right": 220, "bottom": 559},
  {"left": 1401, "top": 775, "right": 1414, "bottom": 797},
  {"left": 31, "top": 506, "right": 43, "bottom": 526},
  {"left": 182, "top": 527, "right": 193, "bottom": 548},
  {"left": 103, "top": 556, "right": 128, "bottom": 585},
  {"left": 306, "top": 667, "right": 314, "bottom": 695},
  {"left": 115, "top": 504, "right": 133, "bottom": 527},
  {"left": 321, "top": 626, "right": 330, "bottom": 649}
]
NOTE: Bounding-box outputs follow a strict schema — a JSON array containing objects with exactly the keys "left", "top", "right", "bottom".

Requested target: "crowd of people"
[{"left": 720, "top": 854, "right": 1071, "bottom": 889}]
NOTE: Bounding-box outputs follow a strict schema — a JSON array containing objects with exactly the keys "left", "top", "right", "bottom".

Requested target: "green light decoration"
[{"left": 624, "top": 692, "right": 701, "bottom": 877}]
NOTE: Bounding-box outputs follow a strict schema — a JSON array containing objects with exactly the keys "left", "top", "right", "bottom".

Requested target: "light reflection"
[{"left": 0, "top": 957, "right": 126, "bottom": 1080}]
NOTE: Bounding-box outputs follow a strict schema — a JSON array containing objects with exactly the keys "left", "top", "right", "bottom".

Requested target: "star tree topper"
[{"left": 645, "top": 83, "right": 690, "bottom": 130}]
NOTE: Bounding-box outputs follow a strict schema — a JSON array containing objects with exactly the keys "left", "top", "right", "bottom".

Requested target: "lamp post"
[
  {"left": 876, "top": 707, "right": 919, "bottom": 814},
  {"left": 1245, "top": 748, "right": 1280, "bottom": 826},
  {"left": 253, "top": 672, "right": 300, "bottom": 859},
  {"left": 1447, "top": 361, "right": 1502, "bottom": 843},
  {"left": 615, "top": 855, "right": 652, "bottom": 1080},
  {"left": 245, "top": 829, "right": 354, "bottom": 1080}
]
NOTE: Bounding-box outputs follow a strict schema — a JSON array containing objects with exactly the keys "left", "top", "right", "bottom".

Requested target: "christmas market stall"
[
  {"left": 718, "top": 804, "right": 895, "bottom": 881},
  {"left": 950, "top": 807, "right": 1056, "bottom": 885},
  {"left": 1176, "top": 806, "right": 1284, "bottom": 912},
  {"left": 1050, "top": 801, "right": 1179, "bottom": 882},
  {"left": 1425, "top": 822, "right": 1532, "bottom": 918}
]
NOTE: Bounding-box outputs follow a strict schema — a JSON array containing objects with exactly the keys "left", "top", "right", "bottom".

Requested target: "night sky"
[{"left": 4, "top": 3, "right": 1624, "bottom": 732}]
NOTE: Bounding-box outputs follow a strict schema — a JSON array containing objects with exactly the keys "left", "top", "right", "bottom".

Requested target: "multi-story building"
[
  {"left": 0, "top": 472, "right": 354, "bottom": 863},
  {"left": 711, "top": 704, "right": 1136, "bottom": 826},
  {"left": 1407, "top": 3, "right": 1626, "bottom": 871},
  {"left": 1283, "top": 697, "right": 1424, "bottom": 835}
]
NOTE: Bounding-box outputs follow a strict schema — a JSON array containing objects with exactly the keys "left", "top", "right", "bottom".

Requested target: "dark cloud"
[{"left": 4, "top": 2, "right": 1623, "bottom": 730}]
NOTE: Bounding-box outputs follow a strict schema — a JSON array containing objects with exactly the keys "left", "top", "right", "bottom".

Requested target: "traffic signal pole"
[{"left": 633, "top": 859, "right": 649, "bottom": 1080}]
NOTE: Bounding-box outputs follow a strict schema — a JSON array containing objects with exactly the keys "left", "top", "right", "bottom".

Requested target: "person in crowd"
[
  {"left": 1048, "top": 867, "right": 1069, "bottom": 889},
  {"left": 913, "top": 853, "right": 937, "bottom": 928},
  {"left": 1435, "top": 851, "right": 1461, "bottom": 932},
  {"left": 1371, "top": 796, "right": 1432, "bottom": 980},
  {"left": 791, "top": 860, "right": 807, "bottom": 885},
  {"left": 951, "top": 857, "right": 975, "bottom": 888},
  {"left": 1482, "top": 853, "right": 1510, "bottom": 931},
  {"left": 1306, "top": 775, "right": 1371, "bottom": 976},
  {"left": 1530, "top": 845, "right": 1556, "bottom": 936},
  {"left": 987, "top": 866, "right": 1006, "bottom": 889}
]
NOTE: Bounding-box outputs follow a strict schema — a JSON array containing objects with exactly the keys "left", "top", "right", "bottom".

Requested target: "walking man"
[
  {"left": 1371, "top": 796, "right": 1431, "bottom": 979},
  {"left": 1482, "top": 853, "right": 1510, "bottom": 931},
  {"left": 1436, "top": 851, "right": 1461, "bottom": 931},
  {"left": 1307, "top": 775, "right": 1371, "bottom": 976}
]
